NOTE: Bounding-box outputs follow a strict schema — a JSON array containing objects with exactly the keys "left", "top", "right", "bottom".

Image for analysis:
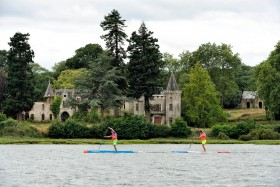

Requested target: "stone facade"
[
  {"left": 239, "top": 91, "right": 264, "bottom": 109},
  {"left": 122, "top": 73, "right": 182, "bottom": 124},
  {"left": 29, "top": 73, "right": 182, "bottom": 124},
  {"left": 29, "top": 82, "right": 77, "bottom": 121}
]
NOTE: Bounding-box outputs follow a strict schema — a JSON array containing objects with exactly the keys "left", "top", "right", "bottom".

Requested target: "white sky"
[{"left": 1, "top": 0, "right": 280, "bottom": 70}]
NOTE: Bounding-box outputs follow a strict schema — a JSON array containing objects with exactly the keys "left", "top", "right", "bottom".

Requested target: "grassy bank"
[{"left": 1, "top": 137, "right": 279, "bottom": 145}]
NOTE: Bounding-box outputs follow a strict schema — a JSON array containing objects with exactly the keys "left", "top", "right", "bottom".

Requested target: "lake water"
[{"left": 0, "top": 144, "right": 279, "bottom": 187}]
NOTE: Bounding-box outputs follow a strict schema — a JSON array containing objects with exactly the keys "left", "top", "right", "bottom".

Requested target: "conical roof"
[
  {"left": 166, "top": 72, "right": 179, "bottom": 91},
  {"left": 44, "top": 80, "right": 54, "bottom": 98}
]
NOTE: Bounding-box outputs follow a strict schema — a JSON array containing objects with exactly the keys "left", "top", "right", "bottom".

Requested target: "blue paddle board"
[{"left": 84, "top": 150, "right": 136, "bottom": 153}]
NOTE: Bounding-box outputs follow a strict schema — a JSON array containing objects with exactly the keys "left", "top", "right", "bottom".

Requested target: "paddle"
[{"left": 187, "top": 140, "right": 193, "bottom": 151}]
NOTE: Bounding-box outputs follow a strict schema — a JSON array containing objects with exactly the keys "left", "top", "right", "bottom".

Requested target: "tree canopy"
[
  {"left": 3, "top": 32, "right": 35, "bottom": 119},
  {"left": 127, "top": 22, "right": 163, "bottom": 122},
  {"left": 256, "top": 41, "right": 280, "bottom": 120},
  {"left": 75, "top": 52, "right": 125, "bottom": 121},
  {"left": 183, "top": 63, "right": 227, "bottom": 127},
  {"left": 65, "top": 43, "right": 103, "bottom": 69}
]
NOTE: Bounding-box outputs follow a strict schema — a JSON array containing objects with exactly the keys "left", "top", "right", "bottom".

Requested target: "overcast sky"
[{"left": 1, "top": 0, "right": 280, "bottom": 70}]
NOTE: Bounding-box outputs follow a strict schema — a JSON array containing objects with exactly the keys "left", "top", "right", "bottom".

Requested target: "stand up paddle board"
[{"left": 84, "top": 150, "right": 136, "bottom": 153}]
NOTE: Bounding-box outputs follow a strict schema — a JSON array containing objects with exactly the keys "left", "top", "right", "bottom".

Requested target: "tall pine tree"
[
  {"left": 100, "top": 9, "right": 128, "bottom": 93},
  {"left": 127, "top": 22, "right": 163, "bottom": 123},
  {"left": 4, "top": 32, "right": 35, "bottom": 120}
]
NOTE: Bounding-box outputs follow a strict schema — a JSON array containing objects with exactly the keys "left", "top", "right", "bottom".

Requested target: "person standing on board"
[
  {"left": 194, "top": 128, "right": 207, "bottom": 152},
  {"left": 104, "top": 127, "right": 118, "bottom": 151}
]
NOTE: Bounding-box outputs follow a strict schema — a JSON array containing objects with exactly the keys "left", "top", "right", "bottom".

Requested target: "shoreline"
[{"left": 0, "top": 137, "right": 279, "bottom": 145}]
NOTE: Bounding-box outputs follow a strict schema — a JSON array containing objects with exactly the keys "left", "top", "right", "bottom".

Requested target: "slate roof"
[
  {"left": 242, "top": 91, "right": 258, "bottom": 99},
  {"left": 166, "top": 72, "right": 179, "bottom": 91}
]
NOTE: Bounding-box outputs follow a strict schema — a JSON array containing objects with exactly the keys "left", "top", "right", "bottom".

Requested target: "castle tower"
[
  {"left": 163, "top": 72, "right": 182, "bottom": 124},
  {"left": 44, "top": 80, "right": 54, "bottom": 103}
]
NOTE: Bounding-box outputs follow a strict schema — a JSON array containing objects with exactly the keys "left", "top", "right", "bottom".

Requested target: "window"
[
  {"left": 169, "top": 117, "right": 173, "bottom": 124},
  {"left": 50, "top": 114, "right": 52, "bottom": 120},
  {"left": 136, "top": 103, "right": 139, "bottom": 111},
  {"left": 152, "top": 104, "right": 161, "bottom": 112},
  {"left": 30, "top": 114, "right": 34, "bottom": 120},
  {"left": 42, "top": 104, "right": 45, "bottom": 110},
  {"left": 169, "top": 104, "right": 173, "bottom": 111},
  {"left": 42, "top": 114, "right": 45, "bottom": 121}
]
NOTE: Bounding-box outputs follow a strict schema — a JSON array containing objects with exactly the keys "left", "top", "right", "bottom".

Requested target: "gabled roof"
[
  {"left": 44, "top": 81, "right": 54, "bottom": 98},
  {"left": 242, "top": 91, "right": 258, "bottom": 99},
  {"left": 166, "top": 72, "right": 179, "bottom": 91}
]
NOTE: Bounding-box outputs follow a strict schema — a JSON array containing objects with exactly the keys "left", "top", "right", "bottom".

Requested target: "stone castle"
[{"left": 29, "top": 73, "right": 182, "bottom": 124}]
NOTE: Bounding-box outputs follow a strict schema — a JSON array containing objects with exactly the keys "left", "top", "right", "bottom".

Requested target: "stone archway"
[{"left": 61, "top": 111, "right": 70, "bottom": 122}]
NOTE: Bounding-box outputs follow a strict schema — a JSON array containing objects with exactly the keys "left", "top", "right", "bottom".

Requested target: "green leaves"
[
  {"left": 183, "top": 63, "right": 227, "bottom": 127},
  {"left": 4, "top": 32, "right": 35, "bottom": 118}
]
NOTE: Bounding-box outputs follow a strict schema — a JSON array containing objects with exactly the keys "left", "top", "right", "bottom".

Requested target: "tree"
[
  {"left": 54, "top": 68, "right": 87, "bottom": 89},
  {"left": 75, "top": 52, "right": 125, "bottom": 122},
  {"left": 52, "top": 60, "right": 68, "bottom": 80},
  {"left": 51, "top": 96, "right": 62, "bottom": 119},
  {"left": 190, "top": 43, "right": 242, "bottom": 108},
  {"left": 256, "top": 41, "right": 280, "bottom": 119},
  {"left": 65, "top": 43, "right": 103, "bottom": 69},
  {"left": 31, "top": 63, "right": 53, "bottom": 102},
  {"left": 0, "top": 50, "right": 8, "bottom": 69},
  {"left": 127, "top": 22, "right": 163, "bottom": 123},
  {"left": 100, "top": 9, "right": 128, "bottom": 93},
  {"left": 183, "top": 63, "right": 227, "bottom": 127},
  {"left": 3, "top": 32, "right": 35, "bottom": 119},
  {"left": 100, "top": 9, "right": 127, "bottom": 68}
]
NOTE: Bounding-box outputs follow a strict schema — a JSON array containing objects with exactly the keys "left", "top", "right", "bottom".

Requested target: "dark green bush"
[
  {"left": 0, "top": 118, "right": 18, "bottom": 129},
  {"left": 48, "top": 120, "right": 65, "bottom": 138},
  {"left": 211, "top": 120, "right": 256, "bottom": 139},
  {"left": 240, "top": 129, "right": 280, "bottom": 140},
  {"left": 64, "top": 119, "right": 89, "bottom": 138},
  {"left": 217, "top": 132, "right": 230, "bottom": 140},
  {"left": 103, "top": 115, "right": 150, "bottom": 139},
  {"left": 48, "top": 119, "right": 89, "bottom": 138},
  {"left": 170, "top": 118, "right": 191, "bottom": 138},
  {"left": 149, "top": 124, "right": 171, "bottom": 138},
  {"left": 0, "top": 113, "right": 7, "bottom": 122},
  {"left": 89, "top": 124, "right": 107, "bottom": 138},
  {"left": 274, "top": 125, "right": 280, "bottom": 133}
]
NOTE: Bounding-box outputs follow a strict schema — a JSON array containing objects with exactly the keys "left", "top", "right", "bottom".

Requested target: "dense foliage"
[
  {"left": 3, "top": 32, "right": 35, "bottom": 119},
  {"left": 183, "top": 63, "right": 227, "bottom": 127},
  {"left": 256, "top": 41, "right": 280, "bottom": 120},
  {"left": 127, "top": 22, "right": 164, "bottom": 122}
]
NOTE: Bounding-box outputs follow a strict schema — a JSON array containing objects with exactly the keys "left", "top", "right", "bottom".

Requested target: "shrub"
[
  {"left": 0, "top": 118, "right": 18, "bottom": 129},
  {"left": 48, "top": 120, "right": 65, "bottom": 138},
  {"left": 211, "top": 120, "right": 256, "bottom": 139},
  {"left": 217, "top": 132, "right": 230, "bottom": 140},
  {"left": 103, "top": 115, "right": 149, "bottom": 139},
  {"left": 239, "top": 129, "right": 280, "bottom": 140},
  {"left": 170, "top": 118, "right": 191, "bottom": 138},
  {"left": 0, "top": 113, "right": 7, "bottom": 122},
  {"left": 64, "top": 119, "right": 89, "bottom": 138},
  {"left": 149, "top": 124, "right": 171, "bottom": 138},
  {"left": 89, "top": 124, "right": 107, "bottom": 138},
  {"left": 0, "top": 121, "right": 42, "bottom": 137},
  {"left": 274, "top": 125, "right": 280, "bottom": 133}
]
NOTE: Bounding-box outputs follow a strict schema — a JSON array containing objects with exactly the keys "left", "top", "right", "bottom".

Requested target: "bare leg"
[
  {"left": 202, "top": 144, "right": 206, "bottom": 152},
  {"left": 113, "top": 145, "right": 117, "bottom": 151}
]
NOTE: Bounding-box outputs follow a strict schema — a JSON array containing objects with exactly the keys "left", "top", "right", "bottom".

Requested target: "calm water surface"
[{"left": 0, "top": 144, "right": 279, "bottom": 187}]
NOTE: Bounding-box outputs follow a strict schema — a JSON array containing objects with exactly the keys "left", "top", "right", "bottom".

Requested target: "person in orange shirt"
[
  {"left": 104, "top": 127, "right": 118, "bottom": 151},
  {"left": 194, "top": 128, "right": 207, "bottom": 152}
]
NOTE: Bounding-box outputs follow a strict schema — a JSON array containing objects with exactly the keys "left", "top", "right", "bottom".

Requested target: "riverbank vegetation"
[{"left": 0, "top": 109, "right": 280, "bottom": 145}]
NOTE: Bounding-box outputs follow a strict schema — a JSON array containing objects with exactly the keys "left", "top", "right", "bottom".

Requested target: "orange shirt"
[{"left": 200, "top": 132, "right": 206, "bottom": 140}]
